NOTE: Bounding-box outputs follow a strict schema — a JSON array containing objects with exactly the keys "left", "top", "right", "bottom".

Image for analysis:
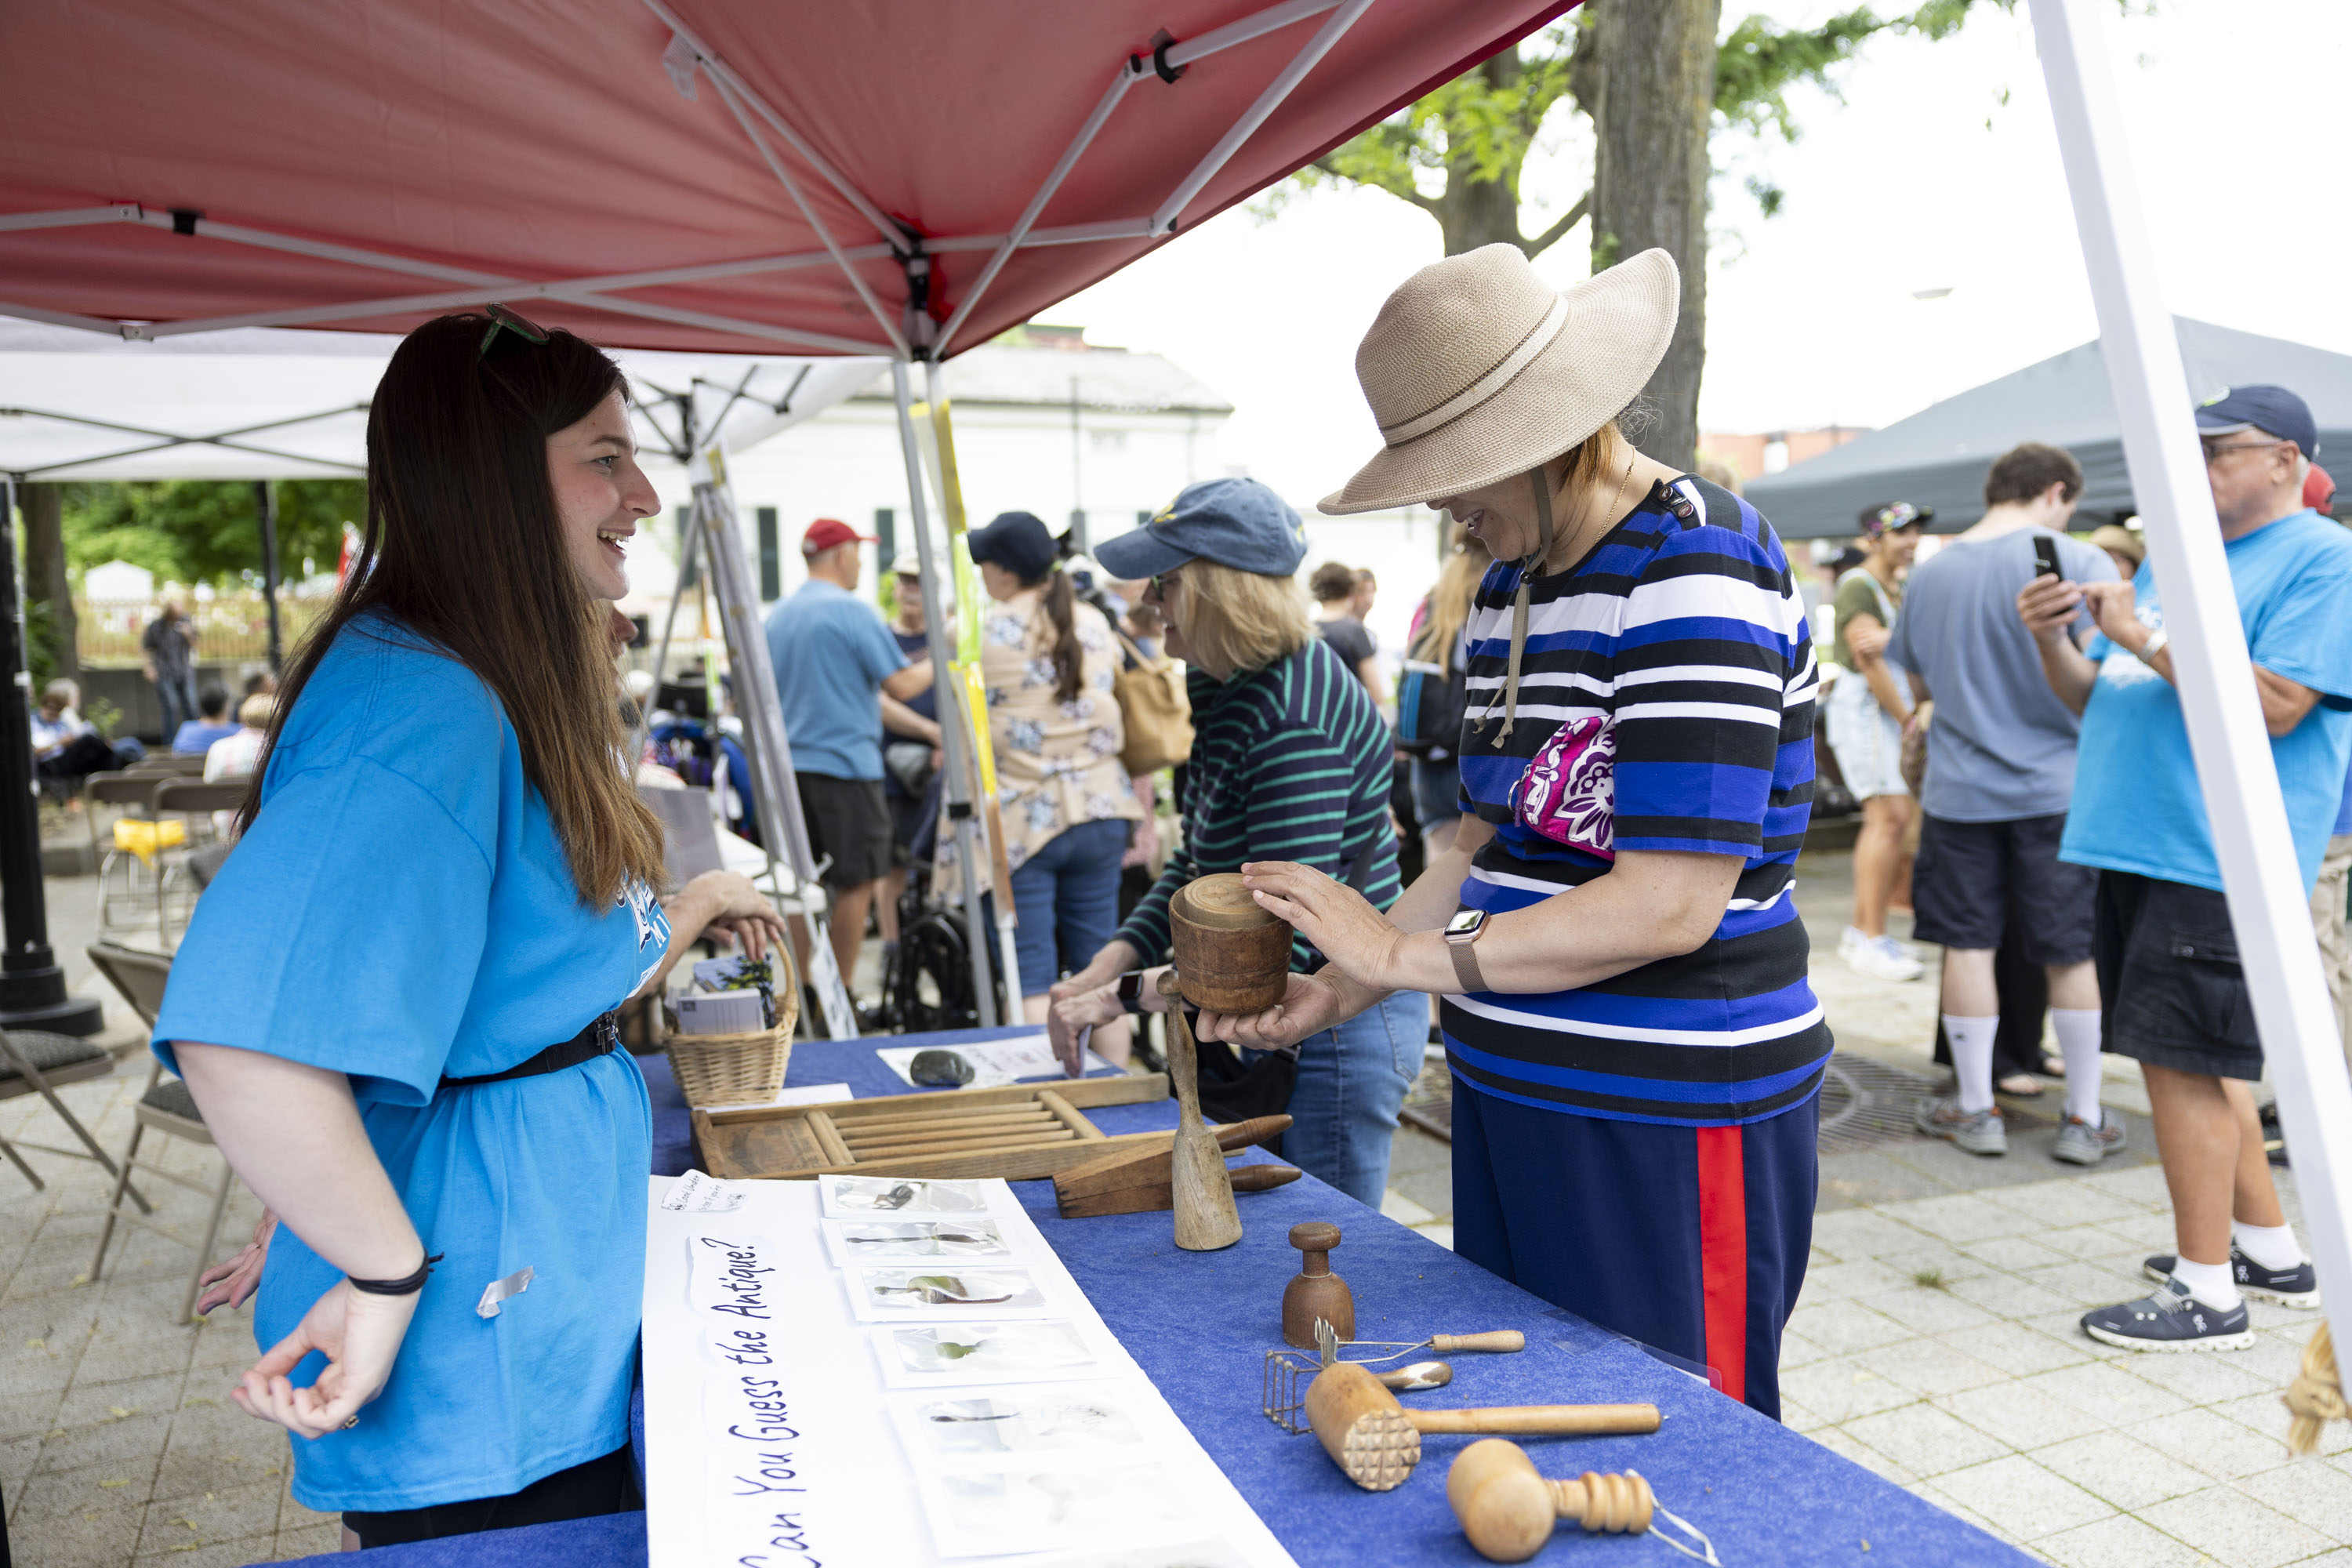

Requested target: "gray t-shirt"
[{"left": 1885, "top": 528, "right": 2117, "bottom": 823}]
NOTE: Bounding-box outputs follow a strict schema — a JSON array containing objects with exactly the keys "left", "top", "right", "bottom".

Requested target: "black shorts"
[
  {"left": 346, "top": 1445, "right": 637, "bottom": 1548},
  {"left": 1911, "top": 812, "right": 2097, "bottom": 964},
  {"left": 2094, "top": 869, "right": 2263, "bottom": 1080},
  {"left": 797, "top": 771, "right": 892, "bottom": 891}
]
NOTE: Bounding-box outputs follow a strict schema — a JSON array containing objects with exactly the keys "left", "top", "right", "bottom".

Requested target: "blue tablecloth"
[{"left": 266, "top": 1029, "right": 2029, "bottom": 1567}]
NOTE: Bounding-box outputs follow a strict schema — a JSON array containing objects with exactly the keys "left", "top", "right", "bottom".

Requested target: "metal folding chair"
[
  {"left": 86, "top": 942, "right": 234, "bottom": 1322},
  {"left": 149, "top": 779, "right": 246, "bottom": 948},
  {"left": 89, "top": 772, "right": 172, "bottom": 937},
  {"left": 0, "top": 1029, "right": 144, "bottom": 1206}
]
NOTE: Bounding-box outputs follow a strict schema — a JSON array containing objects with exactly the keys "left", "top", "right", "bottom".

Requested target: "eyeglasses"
[
  {"left": 2201, "top": 438, "right": 2288, "bottom": 466},
  {"left": 477, "top": 302, "right": 550, "bottom": 360},
  {"left": 1147, "top": 571, "right": 1181, "bottom": 599}
]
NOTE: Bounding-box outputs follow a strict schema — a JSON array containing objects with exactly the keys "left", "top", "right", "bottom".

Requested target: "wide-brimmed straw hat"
[{"left": 1320, "top": 245, "right": 1679, "bottom": 515}]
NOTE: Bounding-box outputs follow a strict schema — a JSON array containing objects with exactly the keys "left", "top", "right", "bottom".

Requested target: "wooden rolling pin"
[
  {"left": 1303, "top": 1361, "right": 1659, "bottom": 1493},
  {"left": 1448, "top": 1439, "right": 1687, "bottom": 1563}
]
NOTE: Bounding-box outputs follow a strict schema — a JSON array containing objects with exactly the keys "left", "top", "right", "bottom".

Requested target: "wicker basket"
[{"left": 662, "top": 948, "right": 800, "bottom": 1109}]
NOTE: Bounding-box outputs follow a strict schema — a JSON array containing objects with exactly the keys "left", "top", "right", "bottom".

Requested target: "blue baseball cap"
[
  {"left": 966, "top": 510, "right": 1060, "bottom": 579},
  {"left": 2194, "top": 384, "right": 2319, "bottom": 461},
  {"left": 1092, "top": 477, "right": 1309, "bottom": 580}
]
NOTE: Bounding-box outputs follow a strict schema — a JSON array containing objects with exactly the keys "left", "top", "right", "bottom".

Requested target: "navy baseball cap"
[
  {"left": 2194, "top": 384, "right": 2319, "bottom": 461},
  {"left": 966, "top": 510, "right": 1060, "bottom": 579},
  {"left": 1092, "top": 477, "right": 1309, "bottom": 580}
]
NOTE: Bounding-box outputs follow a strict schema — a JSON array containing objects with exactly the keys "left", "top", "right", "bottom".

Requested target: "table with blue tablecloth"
[{"left": 264, "top": 1025, "right": 2030, "bottom": 1567}]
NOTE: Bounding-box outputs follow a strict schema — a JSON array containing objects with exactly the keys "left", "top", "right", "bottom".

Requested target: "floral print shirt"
[{"left": 977, "top": 590, "right": 1142, "bottom": 872}]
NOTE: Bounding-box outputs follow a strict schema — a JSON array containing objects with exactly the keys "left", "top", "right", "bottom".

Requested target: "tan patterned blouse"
[{"left": 978, "top": 588, "right": 1143, "bottom": 872}]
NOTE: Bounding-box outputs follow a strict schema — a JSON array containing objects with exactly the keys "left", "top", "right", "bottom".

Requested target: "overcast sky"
[{"left": 1040, "top": 0, "right": 2352, "bottom": 509}]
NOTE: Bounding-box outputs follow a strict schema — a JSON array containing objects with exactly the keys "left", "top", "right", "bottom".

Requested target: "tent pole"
[
  {"left": 0, "top": 474, "right": 100, "bottom": 1035},
  {"left": 889, "top": 361, "right": 1000, "bottom": 1029},
  {"left": 253, "top": 480, "right": 283, "bottom": 673},
  {"left": 927, "top": 358, "right": 1028, "bottom": 1026},
  {"left": 2031, "top": 0, "right": 2352, "bottom": 1367}
]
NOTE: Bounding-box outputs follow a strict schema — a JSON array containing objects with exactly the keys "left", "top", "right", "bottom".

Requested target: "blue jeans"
[
  {"left": 1004, "top": 818, "right": 1130, "bottom": 996},
  {"left": 1257, "top": 989, "right": 1423, "bottom": 1207}
]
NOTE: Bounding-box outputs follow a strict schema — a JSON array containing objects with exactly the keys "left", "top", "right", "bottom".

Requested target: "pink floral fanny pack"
[{"left": 1508, "top": 715, "right": 1617, "bottom": 861}]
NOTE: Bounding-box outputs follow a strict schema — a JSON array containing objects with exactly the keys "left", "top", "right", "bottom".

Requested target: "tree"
[
  {"left": 1289, "top": 1, "right": 2000, "bottom": 470},
  {"left": 19, "top": 484, "right": 76, "bottom": 682},
  {"left": 60, "top": 479, "right": 361, "bottom": 589}
]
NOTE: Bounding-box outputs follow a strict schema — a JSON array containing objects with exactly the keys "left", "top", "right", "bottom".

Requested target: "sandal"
[
  {"left": 2041, "top": 1053, "right": 2066, "bottom": 1077},
  {"left": 1997, "top": 1073, "right": 2044, "bottom": 1097}
]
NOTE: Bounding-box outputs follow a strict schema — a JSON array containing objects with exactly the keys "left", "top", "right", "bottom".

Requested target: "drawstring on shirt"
[{"left": 1474, "top": 467, "right": 1553, "bottom": 743}]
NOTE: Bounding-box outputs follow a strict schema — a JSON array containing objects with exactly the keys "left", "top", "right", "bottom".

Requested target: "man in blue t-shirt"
[
  {"left": 171, "top": 684, "right": 239, "bottom": 754},
  {"left": 764, "top": 518, "right": 934, "bottom": 988},
  {"left": 2019, "top": 385, "right": 2352, "bottom": 1352}
]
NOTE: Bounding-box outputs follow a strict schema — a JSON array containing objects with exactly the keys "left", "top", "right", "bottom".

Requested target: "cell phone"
[{"left": 2032, "top": 535, "right": 2062, "bottom": 579}]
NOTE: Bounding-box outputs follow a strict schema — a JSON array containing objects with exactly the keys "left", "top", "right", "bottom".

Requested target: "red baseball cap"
[
  {"left": 2305, "top": 464, "right": 2337, "bottom": 514},
  {"left": 800, "top": 517, "right": 877, "bottom": 556}
]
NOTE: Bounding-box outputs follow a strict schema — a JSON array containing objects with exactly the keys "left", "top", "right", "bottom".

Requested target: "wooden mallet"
[
  {"left": 1157, "top": 968, "right": 1242, "bottom": 1251},
  {"left": 1301, "top": 1361, "right": 1660, "bottom": 1492},
  {"left": 1447, "top": 1439, "right": 1716, "bottom": 1564}
]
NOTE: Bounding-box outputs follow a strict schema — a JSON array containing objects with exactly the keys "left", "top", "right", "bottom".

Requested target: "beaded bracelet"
[{"left": 348, "top": 1252, "right": 444, "bottom": 1297}]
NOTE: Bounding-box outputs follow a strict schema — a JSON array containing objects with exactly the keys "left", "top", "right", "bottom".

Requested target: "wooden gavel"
[{"left": 1301, "top": 1361, "right": 1660, "bottom": 1492}]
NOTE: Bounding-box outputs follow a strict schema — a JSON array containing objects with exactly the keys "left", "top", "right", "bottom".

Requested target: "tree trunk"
[
  {"left": 19, "top": 484, "right": 76, "bottom": 683},
  {"left": 1586, "top": 0, "right": 1719, "bottom": 472},
  {"left": 1435, "top": 54, "right": 1525, "bottom": 256}
]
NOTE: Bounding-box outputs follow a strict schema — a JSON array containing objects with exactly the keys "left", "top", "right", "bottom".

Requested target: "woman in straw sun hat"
[{"left": 1199, "top": 244, "right": 1829, "bottom": 1421}]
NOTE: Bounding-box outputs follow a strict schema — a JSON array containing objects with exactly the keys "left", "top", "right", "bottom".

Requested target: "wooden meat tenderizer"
[
  {"left": 1158, "top": 968, "right": 1242, "bottom": 1251},
  {"left": 1301, "top": 1360, "right": 1661, "bottom": 1493},
  {"left": 1052, "top": 1115, "right": 1296, "bottom": 1218},
  {"left": 1448, "top": 1439, "right": 1717, "bottom": 1564},
  {"left": 1283, "top": 1222, "right": 1354, "bottom": 1347}
]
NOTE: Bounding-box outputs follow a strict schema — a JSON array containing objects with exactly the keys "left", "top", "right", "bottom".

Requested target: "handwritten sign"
[{"left": 688, "top": 1233, "right": 827, "bottom": 1568}]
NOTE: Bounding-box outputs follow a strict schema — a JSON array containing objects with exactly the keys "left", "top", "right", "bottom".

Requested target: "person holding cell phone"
[
  {"left": 2021, "top": 387, "right": 2352, "bottom": 1350},
  {"left": 1886, "top": 444, "right": 2118, "bottom": 1158}
]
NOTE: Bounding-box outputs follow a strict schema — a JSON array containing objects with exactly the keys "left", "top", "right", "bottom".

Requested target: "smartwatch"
[
  {"left": 1443, "top": 909, "right": 1490, "bottom": 993},
  {"left": 1116, "top": 970, "right": 1148, "bottom": 1014}
]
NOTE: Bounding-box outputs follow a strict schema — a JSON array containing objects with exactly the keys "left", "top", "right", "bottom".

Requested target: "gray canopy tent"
[{"left": 1748, "top": 317, "right": 2352, "bottom": 539}]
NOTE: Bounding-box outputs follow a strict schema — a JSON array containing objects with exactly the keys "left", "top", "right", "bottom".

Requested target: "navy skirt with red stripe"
[{"left": 1450, "top": 1083, "right": 1817, "bottom": 1421}]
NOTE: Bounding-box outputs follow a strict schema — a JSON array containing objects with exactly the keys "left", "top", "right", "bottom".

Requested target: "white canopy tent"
[{"left": 0, "top": 318, "right": 882, "bottom": 482}]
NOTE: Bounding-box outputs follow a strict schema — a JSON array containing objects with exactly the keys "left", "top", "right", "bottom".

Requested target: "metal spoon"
[{"left": 1377, "top": 1360, "right": 1453, "bottom": 1392}]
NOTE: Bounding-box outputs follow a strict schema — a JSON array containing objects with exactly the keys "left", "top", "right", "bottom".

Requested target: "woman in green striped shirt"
[{"left": 1047, "top": 479, "right": 1425, "bottom": 1204}]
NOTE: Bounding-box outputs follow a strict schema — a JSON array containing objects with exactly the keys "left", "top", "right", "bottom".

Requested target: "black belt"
[{"left": 439, "top": 1011, "right": 620, "bottom": 1091}]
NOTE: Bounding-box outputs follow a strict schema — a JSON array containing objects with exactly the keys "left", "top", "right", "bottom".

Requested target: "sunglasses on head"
[{"left": 477, "top": 302, "right": 550, "bottom": 360}]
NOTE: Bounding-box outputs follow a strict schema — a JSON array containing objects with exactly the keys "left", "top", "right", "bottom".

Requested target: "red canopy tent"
[
  {"left": 1, "top": 0, "right": 1567, "bottom": 359},
  {"left": 0, "top": 0, "right": 1570, "bottom": 1033}
]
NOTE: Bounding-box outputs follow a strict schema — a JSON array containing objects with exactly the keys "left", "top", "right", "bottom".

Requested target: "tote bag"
[{"left": 1112, "top": 630, "right": 1193, "bottom": 775}]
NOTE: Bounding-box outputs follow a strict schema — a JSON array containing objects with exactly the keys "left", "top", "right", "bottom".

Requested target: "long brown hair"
[
  {"left": 240, "top": 313, "right": 663, "bottom": 907},
  {"left": 1411, "top": 521, "right": 1495, "bottom": 676}
]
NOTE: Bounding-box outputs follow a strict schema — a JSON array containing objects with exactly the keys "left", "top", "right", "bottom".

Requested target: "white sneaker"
[
  {"left": 1845, "top": 934, "right": 1924, "bottom": 982},
  {"left": 1838, "top": 926, "right": 1868, "bottom": 960}
]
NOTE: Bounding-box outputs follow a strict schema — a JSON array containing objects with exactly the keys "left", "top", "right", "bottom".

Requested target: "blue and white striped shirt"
[{"left": 1439, "top": 475, "right": 1829, "bottom": 1126}]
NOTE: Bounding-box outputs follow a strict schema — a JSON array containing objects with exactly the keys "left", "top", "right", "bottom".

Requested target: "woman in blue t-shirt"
[{"left": 154, "top": 310, "right": 783, "bottom": 1546}]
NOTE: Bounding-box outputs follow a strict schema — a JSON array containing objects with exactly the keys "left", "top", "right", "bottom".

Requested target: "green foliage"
[
  {"left": 1715, "top": 4, "right": 1999, "bottom": 143},
  {"left": 60, "top": 479, "right": 359, "bottom": 589},
  {"left": 1305, "top": 36, "right": 1570, "bottom": 205},
  {"left": 1281, "top": 0, "right": 2017, "bottom": 251}
]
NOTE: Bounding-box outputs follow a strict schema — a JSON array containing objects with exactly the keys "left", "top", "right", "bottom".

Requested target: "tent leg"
[
  {"left": 0, "top": 476, "right": 100, "bottom": 1035},
  {"left": 889, "top": 362, "right": 1000, "bottom": 1029},
  {"left": 2031, "top": 0, "right": 2352, "bottom": 1365}
]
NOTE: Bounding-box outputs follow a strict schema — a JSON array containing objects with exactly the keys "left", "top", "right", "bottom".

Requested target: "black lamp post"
[{"left": 0, "top": 475, "right": 104, "bottom": 1035}]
